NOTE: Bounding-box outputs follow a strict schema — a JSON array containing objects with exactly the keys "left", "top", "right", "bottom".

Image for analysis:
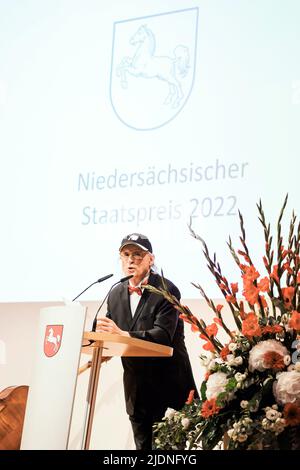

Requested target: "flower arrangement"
[{"left": 149, "top": 196, "right": 300, "bottom": 450}]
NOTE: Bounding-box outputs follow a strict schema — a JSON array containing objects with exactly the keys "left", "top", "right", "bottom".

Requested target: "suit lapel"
[
  {"left": 129, "top": 272, "right": 156, "bottom": 331},
  {"left": 120, "top": 282, "right": 133, "bottom": 330}
]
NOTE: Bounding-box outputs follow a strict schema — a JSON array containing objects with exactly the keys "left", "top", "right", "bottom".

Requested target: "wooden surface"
[
  {"left": 82, "top": 332, "right": 173, "bottom": 357},
  {"left": 0, "top": 385, "right": 29, "bottom": 450}
]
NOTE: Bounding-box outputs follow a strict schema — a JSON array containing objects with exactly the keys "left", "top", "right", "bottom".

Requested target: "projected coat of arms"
[
  {"left": 44, "top": 325, "right": 63, "bottom": 357},
  {"left": 110, "top": 8, "right": 199, "bottom": 130}
]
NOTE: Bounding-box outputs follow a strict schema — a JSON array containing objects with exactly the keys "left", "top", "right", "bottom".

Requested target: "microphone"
[
  {"left": 91, "top": 274, "right": 133, "bottom": 332},
  {"left": 72, "top": 273, "right": 114, "bottom": 302}
]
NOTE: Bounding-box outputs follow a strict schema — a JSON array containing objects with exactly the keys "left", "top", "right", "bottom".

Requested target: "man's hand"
[{"left": 96, "top": 317, "right": 130, "bottom": 336}]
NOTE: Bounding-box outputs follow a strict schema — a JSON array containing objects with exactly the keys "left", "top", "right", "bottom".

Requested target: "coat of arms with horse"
[
  {"left": 110, "top": 8, "right": 198, "bottom": 130},
  {"left": 44, "top": 325, "right": 63, "bottom": 357}
]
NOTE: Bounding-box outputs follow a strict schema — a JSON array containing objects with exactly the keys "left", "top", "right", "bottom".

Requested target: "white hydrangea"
[
  {"left": 181, "top": 418, "right": 190, "bottom": 429},
  {"left": 248, "top": 339, "right": 288, "bottom": 372},
  {"left": 164, "top": 408, "right": 176, "bottom": 420},
  {"left": 199, "top": 352, "right": 216, "bottom": 369},
  {"left": 273, "top": 370, "right": 300, "bottom": 405},
  {"left": 206, "top": 371, "right": 229, "bottom": 400}
]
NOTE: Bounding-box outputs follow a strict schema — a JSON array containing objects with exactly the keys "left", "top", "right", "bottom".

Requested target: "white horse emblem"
[
  {"left": 110, "top": 8, "right": 198, "bottom": 130},
  {"left": 44, "top": 325, "right": 63, "bottom": 357},
  {"left": 117, "top": 25, "right": 190, "bottom": 109}
]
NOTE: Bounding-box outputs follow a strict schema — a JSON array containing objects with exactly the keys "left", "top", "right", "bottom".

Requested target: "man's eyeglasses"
[{"left": 120, "top": 251, "right": 147, "bottom": 262}]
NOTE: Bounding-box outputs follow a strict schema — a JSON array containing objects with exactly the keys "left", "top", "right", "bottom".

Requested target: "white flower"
[
  {"left": 240, "top": 400, "right": 249, "bottom": 409},
  {"left": 284, "top": 355, "right": 291, "bottom": 366},
  {"left": 228, "top": 343, "right": 238, "bottom": 352},
  {"left": 273, "top": 370, "right": 300, "bottom": 404},
  {"left": 248, "top": 339, "right": 288, "bottom": 372},
  {"left": 234, "top": 356, "right": 243, "bottom": 366},
  {"left": 295, "top": 362, "right": 300, "bottom": 372},
  {"left": 206, "top": 371, "right": 229, "bottom": 400},
  {"left": 164, "top": 408, "right": 176, "bottom": 420},
  {"left": 199, "top": 352, "right": 215, "bottom": 368},
  {"left": 266, "top": 409, "right": 280, "bottom": 421},
  {"left": 235, "top": 372, "right": 244, "bottom": 382},
  {"left": 181, "top": 418, "right": 190, "bottom": 429},
  {"left": 226, "top": 354, "right": 235, "bottom": 365}
]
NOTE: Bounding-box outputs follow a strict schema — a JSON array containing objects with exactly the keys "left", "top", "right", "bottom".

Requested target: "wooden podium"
[{"left": 80, "top": 332, "right": 173, "bottom": 450}]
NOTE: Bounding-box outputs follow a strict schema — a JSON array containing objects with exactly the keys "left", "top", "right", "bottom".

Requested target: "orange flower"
[
  {"left": 201, "top": 398, "right": 221, "bottom": 418},
  {"left": 283, "top": 403, "right": 300, "bottom": 427},
  {"left": 179, "top": 313, "right": 189, "bottom": 322},
  {"left": 289, "top": 311, "right": 300, "bottom": 332},
  {"left": 213, "top": 317, "right": 223, "bottom": 326},
  {"left": 185, "top": 389, "right": 195, "bottom": 405},
  {"left": 259, "top": 295, "right": 268, "bottom": 308},
  {"left": 243, "top": 280, "right": 259, "bottom": 305},
  {"left": 191, "top": 323, "right": 200, "bottom": 332},
  {"left": 218, "top": 282, "right": 227, "bottom": 291},
  {"left": 239, "top": 301, "right": 247, "bottom": 320},
  {"left": 257, "top": 277, "right": 270, "bottom": 292},
  {"left": 220, "top": 344, "right": 230, "bottom": 360},
  {"left": 270, "top": 265, "right": 279, "bottom": 283},
  {"left": 226, "top": 294, "right": 236, "bottom": 303},
  {"left": 282, "top": 287, "right": 295, "bottom": 309},
  {"left": 231, "top": 282, "right": 238, "bottom": 294},
  {"left": 205, "top": 323, "right": 218, "bottom": 337},
  {"left": 262, "top": 324, "right": 283, "bottom": 335},
  {"left": 202, "top": 340, "right": 215, "bottom": 352},
  {"left": 200, "top": 333, "right": 216, "bottom": 351},
  {"left": 263, "top": 351, "right": 285, "bottom": 370},
  {"left": 242, "top": 265, "right": 260, "bottom": 282},
  {"left": 216, "top": 304, "right": 224, "bottom": 313},
  {"left": 283, "top": 262, "right": 293, "bottom": 274},
  {"left": 242, "top": 313, "right": 262, "bottom": 338},
  {"left": 297, "top": 272, "right": 300, "bottom": 284}
]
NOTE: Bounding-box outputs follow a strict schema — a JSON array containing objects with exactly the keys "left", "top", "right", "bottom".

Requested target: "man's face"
[{"left": 120, "top": 244, "right": 154, "bottom": 283}]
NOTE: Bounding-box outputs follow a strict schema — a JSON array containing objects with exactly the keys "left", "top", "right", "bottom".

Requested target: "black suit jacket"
[{"left": 106, "top": 272, "right": 198, "bottom": 418}]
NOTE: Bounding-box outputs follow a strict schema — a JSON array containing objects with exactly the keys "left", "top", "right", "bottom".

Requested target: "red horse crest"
[{"left": 44, "top": 325, "right": 63, "bottom": 357}]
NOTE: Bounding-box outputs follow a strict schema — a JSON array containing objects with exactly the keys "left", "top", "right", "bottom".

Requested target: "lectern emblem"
[{"left": 44, "top": 325, "right": 63, "bottom": 357}]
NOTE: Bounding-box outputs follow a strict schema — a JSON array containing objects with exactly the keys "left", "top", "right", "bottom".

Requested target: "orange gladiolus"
[
  {"left": 243, "top": 280, "right": 259, "bottom": 305},
  {"left": 257, "top": 277, "right": 270, "bottom": 292},
  {"left": 270, "top": 265, "right": 279, "bottom": 283},
  {"left": 289, "top": 311, "right": 300, "bottom": 332},
  {"left": 262, "top": 324, "right": 283, "bottom": 335},
  {"left": 220, "top": 344, "right": 230, "bottom": 360},
  {"left": 242, "top": 313, "right": 261, "bottom": 338},
  {"left": 242, "top": 265, "right": 260, "bottom": 282},
  {"left": 202, "top": 340, "right": 215, "bottom": 352},
  {"left": 191, "top": 323, "right": 200, "bottom": 332},
  {"left": 231, "top": 283, "right": 238, "bottom": 294},
  {"left": 282, "top": 287, "right": 295, "bottom": 309},
  {"left": 259, "top": 295, "right": 268, "bottom": 308},
  {"left": 226, "top": 294, "right": 236, "bottom": 303},
  {"left": 185, "top": 389, "right": 195, "bottom": 405},
  {"left": 205, "top": 323, "right": 218, "bottom": 337}
]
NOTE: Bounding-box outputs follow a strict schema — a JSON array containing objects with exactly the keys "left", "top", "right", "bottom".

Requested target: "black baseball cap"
[{"left": 119, "top": 233, "right": 153, "bottom": 253}]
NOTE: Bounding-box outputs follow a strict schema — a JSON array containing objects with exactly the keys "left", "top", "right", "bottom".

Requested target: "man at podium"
[{"left": 97, "top": 233, "right": 198, "bottom": 450}]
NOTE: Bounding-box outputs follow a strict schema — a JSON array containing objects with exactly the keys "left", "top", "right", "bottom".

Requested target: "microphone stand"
[
  {"left": 91, "top": 274, "right": 134, "bottom": 332},
  {"left": 72, "top": 274, "right": 113, "bottom": 301}
]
